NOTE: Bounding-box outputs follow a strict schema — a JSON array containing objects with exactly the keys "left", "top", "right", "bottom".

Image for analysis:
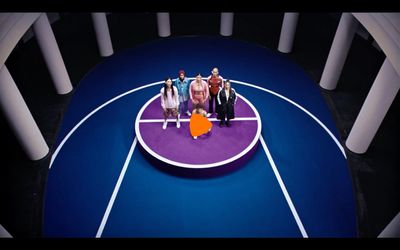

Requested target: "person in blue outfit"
[{"left": 173, "top": 70, "right": 191, "bottom": 117}]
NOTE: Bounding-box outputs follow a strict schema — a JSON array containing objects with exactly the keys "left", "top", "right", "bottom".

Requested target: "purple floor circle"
[{"left": 135, "top": 93, "right": 261, "bottom": 169}]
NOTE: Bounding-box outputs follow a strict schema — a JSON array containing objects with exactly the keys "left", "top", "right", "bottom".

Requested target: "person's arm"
[
  {"left": 189, "top": 81, "right": 194, "bottom": 101},
  {"left": 185, "top": 79, "right": 190, "bottom": 97},
  {"left": 203, "top": 80, "right": 209, "bottom": 101},
  {"left": 217, "top": 89, "right": 222, "bottom": 105},
  {"left": 207, "top": 75, "right": 211, "bottom": 88},
  {"left": 174, "top": 86, "right": 179, "bottom": 109},
  {"left": 232, "top": 88, "right": 237, "bottom": 104},
  {"left": 219, "top": 76, "right": 224, "bottom": 89},
  {"left": 160, "top": 89, "right": 166, "bottom": 110}
]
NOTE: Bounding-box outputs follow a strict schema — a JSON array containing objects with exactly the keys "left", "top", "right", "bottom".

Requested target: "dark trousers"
[
  {"left": 219, "top": 113, "right": 230, "bottom": 125},
  {"left": 209, "top": 92, "right": 218, "bottom": 113}
]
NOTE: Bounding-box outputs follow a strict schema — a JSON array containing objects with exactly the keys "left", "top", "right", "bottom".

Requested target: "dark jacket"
[{"left": 217, "top": 88, "right": 237, "bottom": 120}]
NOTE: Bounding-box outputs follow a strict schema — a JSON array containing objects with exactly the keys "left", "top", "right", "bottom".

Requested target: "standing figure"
[
  {"left": 161, "top": 77, "right": 180, "bottom": 130},
  {"left": 217, "top": 80, "right": 237, "bottom": 127},
  {"left": 173, "top": 70, "right": 191, "bottom": 117},
  {"left": 190, "top": 73, "right": 209, "bottom": 110},
  {"left": 207, "top": 67, "right": 224, "bottom": 117}
]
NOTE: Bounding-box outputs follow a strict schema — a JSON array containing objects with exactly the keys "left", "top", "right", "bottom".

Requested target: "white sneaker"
[
  {"left": 176, "top": 120, "right": 181, "bottom": 128},
  {"left": 206, "top": 113, "right": 211, "bottom": 117},
  {"left": 162, "top": 121, "right": 167, "bottom": 130},
  {"left": 186, "top": 110, "right": 191, "bottom": 116},
  {"left": 193, "top": 136, "right": 197, "bottom": 140}
]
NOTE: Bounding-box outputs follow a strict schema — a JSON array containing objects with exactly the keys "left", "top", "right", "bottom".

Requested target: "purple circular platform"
[{"left": 135, "top": 93, "right": 261, "bottom": 169}]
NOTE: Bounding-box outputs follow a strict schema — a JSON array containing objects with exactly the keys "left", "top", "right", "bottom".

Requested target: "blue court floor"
[{"left": 44, "top": 36, "right": 357, "bottom": 237}]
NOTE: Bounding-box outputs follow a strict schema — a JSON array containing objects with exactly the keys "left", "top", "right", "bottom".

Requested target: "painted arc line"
[
  {"left": 49, "top": 78, "right": 345, "bottom": 168},
  {"left": 134, "top": 93, "right": 262, "bottom": 169},
  {"left": 49, "top": 80, "right": 163, "bottom": 168},
  {"left": 259, "top": 135, "right": 308, "bottom": 238},
  {"left": 231, "top": 79, "right": 346, "bottom": 159},
  {"left": 96, "top": 137, "right": 138, "bottom": 238}
]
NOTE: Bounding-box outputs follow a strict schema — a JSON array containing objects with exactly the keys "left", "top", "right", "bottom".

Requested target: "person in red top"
[{"left": 207, "top": 67, "right": 224, "bottom": 117}]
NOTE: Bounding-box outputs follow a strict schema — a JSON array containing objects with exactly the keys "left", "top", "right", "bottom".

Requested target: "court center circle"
[{"left": 135, "top": 93, "right": 262, "bottom": 169}]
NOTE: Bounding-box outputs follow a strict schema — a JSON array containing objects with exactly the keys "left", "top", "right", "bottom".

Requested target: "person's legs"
[
  {"left": 219, "top": 111, "right": 225, "bottom": 127},
  {"left": 178, "top": 101, "right": 181, "bottom": 114},
  {"left": 163, "top": 109, "right": 169, "bottom": 129},
  {"left": 171, "top": 108, "right": 180, "bottom": 128},
  {"left": 213, "top": 93, "right": 217, "bottom": 114},
  {"left": 208, "top": 93, "right": 214, "bottom": 114},
  {"left": 184, "top": 100, "right": 190, "bottom": 116},
  {"left": 226, "top": 105, "right": 233, "bottom": 127}
]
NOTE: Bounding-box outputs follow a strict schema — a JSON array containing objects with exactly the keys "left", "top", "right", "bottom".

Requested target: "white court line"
[
  {"left": 139, "top": 117, "right": 258, "bottom": 123},
  {"left": 49, "top": 81, "right": 163, "bottom": 168},
  {"left": 95, "top": 137, "right": 137, "bottom": 238},
  {"left": 232, "top": 80, "right": 346, "bottom": 159},
  {"left": 259, "top": 135, "right": 308, "bottom": 238},
  {"left": 50, "top": 78, "right": 346, "bottom": 168}
]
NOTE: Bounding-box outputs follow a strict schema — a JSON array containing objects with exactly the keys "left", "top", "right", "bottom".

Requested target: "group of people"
[{"left": 160, "top": 67, "right": 237, "bottom": 133}]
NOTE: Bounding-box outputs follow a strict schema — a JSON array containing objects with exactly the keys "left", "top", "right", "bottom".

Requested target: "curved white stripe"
[
  {"left": 230, "top": 80, "right": 347, "bottom": 159},
  {"left": 49, "top": 81, "right": 163, "bottom": 168},
  {"left": 50, "top": 78, "right": 346, "bottom": 168}
]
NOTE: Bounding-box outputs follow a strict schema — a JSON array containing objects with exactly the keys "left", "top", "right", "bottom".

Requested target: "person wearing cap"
[
  {"left": 207, "top": 67, "right": 224, "bottom": 118},
  {"left": 173, "top": 70, "right": 191, "bottom": 117}
]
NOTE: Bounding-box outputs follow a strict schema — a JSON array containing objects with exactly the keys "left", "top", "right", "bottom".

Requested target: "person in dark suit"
[{"left": 217, "top": 80, "right": 237, "bottom": 127}]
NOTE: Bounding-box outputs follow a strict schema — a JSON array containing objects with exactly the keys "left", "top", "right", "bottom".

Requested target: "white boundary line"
[
  {"left": 139, "top": 117, "right": 258, "bottom": 123},
  {"left": 49, "top": 78, "right": 346, "bottom": 168},
  {"left": 259, "top": 135, "right": 308, "bottom": 238},
  {"left": 232, "top": 80, "right": 346, "bottom": 159},
  {"left": 135, "top": 93, "right": 262, "bottom": 169},
  {"left": 95, "top": 137, "right": 138, "bottom": 238},
  {"left": 49, "top": 81, "right": 163, "bottom": 168}
]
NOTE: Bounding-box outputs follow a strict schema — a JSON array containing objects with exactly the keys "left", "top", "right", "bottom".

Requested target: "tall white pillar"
[
  {"left": 0, "top": 224, "right": 12, "bottom": 238},
  {"left": 319, "top": 13, "right": 358, "bottom": 90},
  {"left": 32, "top": 13, "right": 73, "bottom": 95},
  {"left": 0, "top": 65, "right": 49, "bottom": 161},
  {"left": 278, "top": 13, "right": 299, "bottom": 53},
  {"left": 220, "top": 13, "right": 234, "bottom": 36},
  {"left": 379, "top": 211, "right": 400, "bottom": 238},
  {"left": 91, "top": 13, "right": 114, "bottom": 57},
  {"left": 346, "top": 58, "right": 400, "bottom": 154},
  {"left": 157, "top": 13, "right": 171, "bottom": 37}
]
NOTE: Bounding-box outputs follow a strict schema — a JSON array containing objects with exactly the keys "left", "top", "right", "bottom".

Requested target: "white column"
[
  {"left": 220, "top": 13, "right": 234, "bottom": 36},
  {"left": 379, "top": 211, "right": 400, "bottom": 238},
  {"left": 346, "top": 58, "right": 400, "bottom": 154},
  {"left": 91, "top": 13, "right": 114, "bottom": 57},
  {"left": 0, "top": 224, "right": 12, "bottom": 238},
  {"left": 278, "top": 13, "right": 299, "bottom": 53},
  {"left": 32, "top": 13, "right": 73, "bottom": 95},
  {"left": 157, "top": 13, "right": 171, "bottom": 37},
  {"left": 0, "top": 65, "right": 49, "bottom": 161},
  {"left": 319, "top": 13, "right": 358, "bottom": 90}
]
